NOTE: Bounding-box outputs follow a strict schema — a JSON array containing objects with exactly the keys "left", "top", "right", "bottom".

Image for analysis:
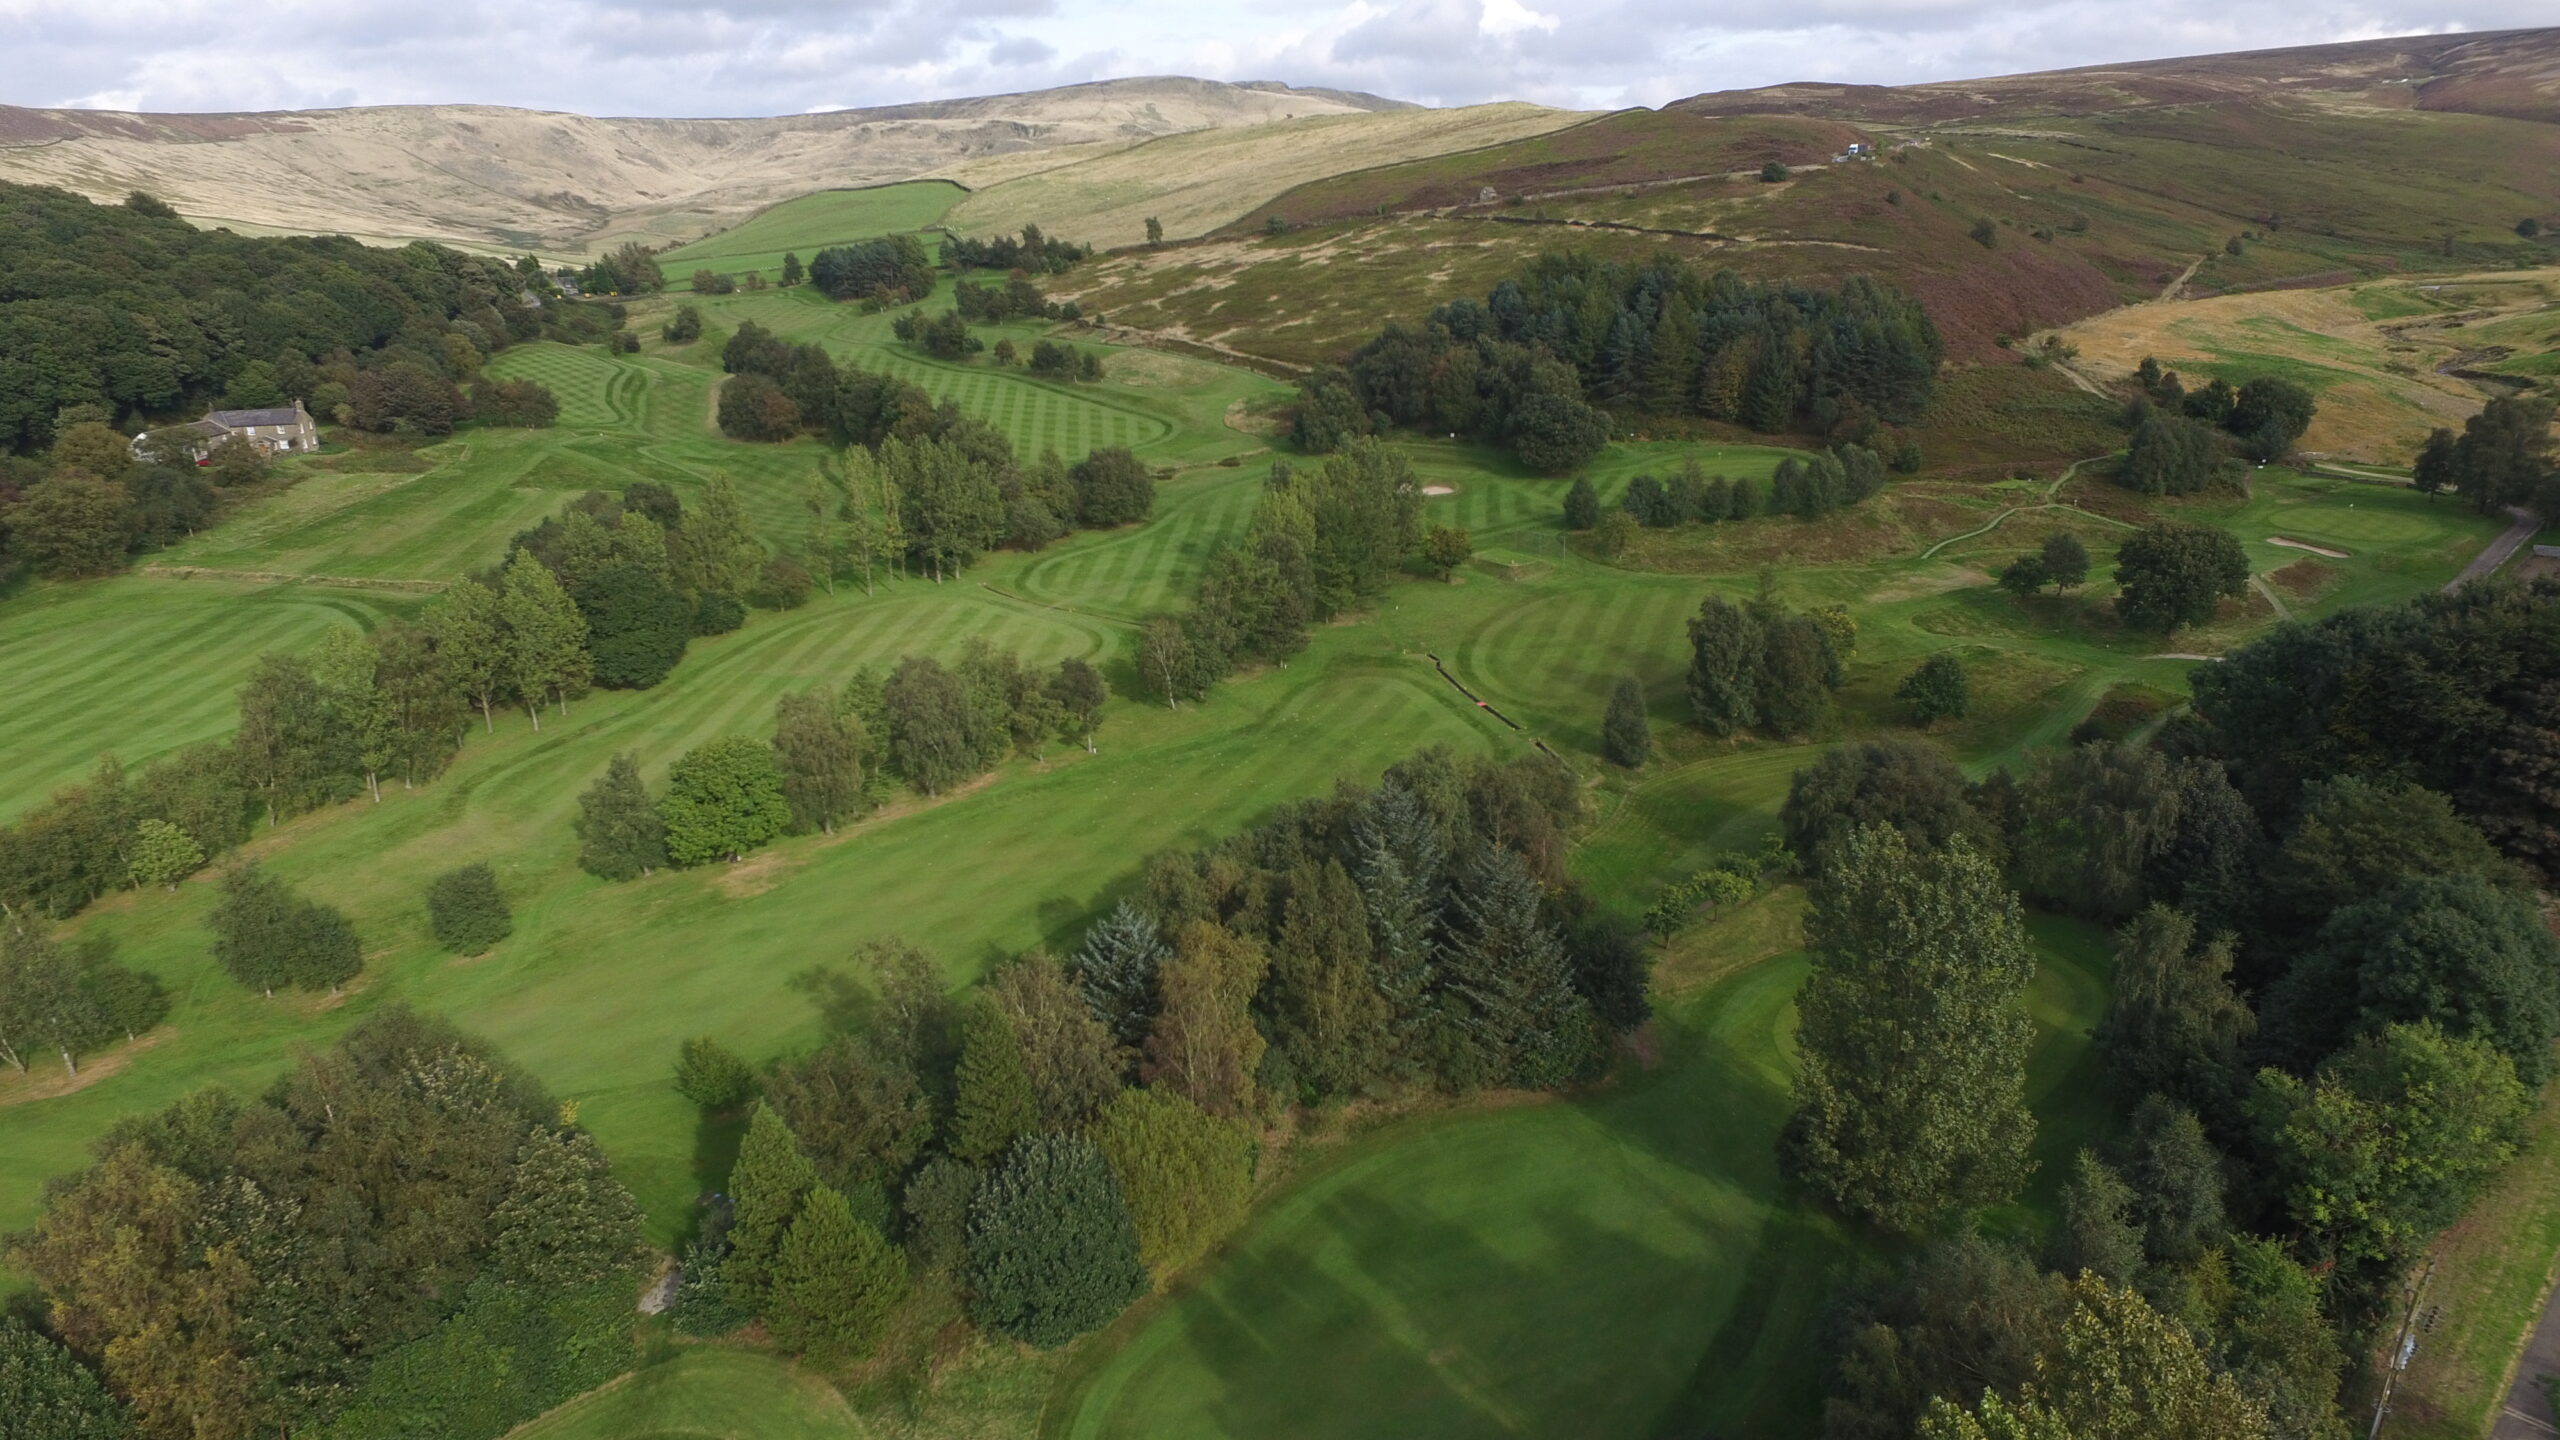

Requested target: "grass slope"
[{"left": 661, "top": 181, "right": 966, "bottom": 283}]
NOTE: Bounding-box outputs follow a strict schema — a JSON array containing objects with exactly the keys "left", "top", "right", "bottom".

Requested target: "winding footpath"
[{"left": 1917, "top": 454, "right": 2123, "bottom": 562}]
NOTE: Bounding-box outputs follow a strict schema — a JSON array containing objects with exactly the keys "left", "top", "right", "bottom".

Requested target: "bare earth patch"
[{"left": 0, "top": 1030, "right": 174, "bottom": 1107}]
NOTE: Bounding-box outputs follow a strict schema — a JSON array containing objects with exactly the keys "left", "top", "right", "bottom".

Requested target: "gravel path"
[{"left": 2448, "top": 507, "right": 2540, "bottom": 593}]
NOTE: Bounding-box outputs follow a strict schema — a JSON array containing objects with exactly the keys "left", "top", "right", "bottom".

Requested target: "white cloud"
[{"left": 0, "top": 0, "right": 2527, "bottom": 116}]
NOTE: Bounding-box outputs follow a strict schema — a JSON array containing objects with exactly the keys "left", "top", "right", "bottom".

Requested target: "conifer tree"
[
  {"left": 1602, "top": 676, "right": 1650, "bottom": 766},
  {"left": 486, "top": 1126, "right": 645, "bottom": 1289},
  {"left": 0, "top": 1321, "right": 130, "bottom": 1440},
  {"left": 126, "top": 819, "right": 202, "bottom": 890},
  {"left": 574, "top": 753, "right": 667, "bottom": 880},
  {"left": 1786, "top": 827, "right": 2036, "bottom": 1229},
  {"left": 965, "top": 1133, "right": 1147, "bottom": 1347},
  {"left": 1263, "top": 859, "right": 1389, "bottom": 1096},
  {"left": 2050, "top": 1150, "right": 2144, "bottom": 1285},
  {"left": 950, "top": 999, "right": 1039, "bottom": 1163},
  {"left": 1686, "top": 596, "right": 1762, "bottom": 736},
  {"left": 1436, "top": 845, "right": 1599, "bottom": 1090},
  {"left": 766, "top": 1185, "right": 906, "bottom": 1357},
  {"left": 501, "top": 552, "right": 591, "bottom": 727},
  {"left": 1074, "top": 900, "right": 1171, "bottom": 1046},
  {"left": 429, "top": 577, "right": 511, "bottom": 731},
  {"left": 724, "top": 1102, "right": 822, "bottom": 1307}
]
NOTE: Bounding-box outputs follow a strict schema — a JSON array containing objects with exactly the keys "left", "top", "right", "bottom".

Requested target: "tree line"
[
  {"left": 4, "top": 1007, "right": 648, "bottom": 1440},
  {"left": 0, "top": 478, "right": 769, "bottom": 930},
  {"left": 659, "top": 741, "right": 1641, "bottom": 1362},
  {"left": 573, "top": 644, "right": 1110, "bottom": 879},
  {"left": 1766, "top": 577, "right": 2560, "bottom": 1436},
  {"left": 1134, "top": 442, "right": 1423, "bottom": 706},
  {"left": 1295, "top": 252, "right": 1942, "bottom": 472}
]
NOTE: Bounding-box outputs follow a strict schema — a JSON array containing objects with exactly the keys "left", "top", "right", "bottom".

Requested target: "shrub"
[
  {"left": 425, "top": 863, "right": 512, "bottom": 955},
  {"left": 674, "top": 1035, "right": 758, "bottom": 1108},
  {"left": 693, "top": 591, "right": 746, "bottom": 636},
  {"left": 1899, "top": 652, "right": 1970, "bottom": 726}
]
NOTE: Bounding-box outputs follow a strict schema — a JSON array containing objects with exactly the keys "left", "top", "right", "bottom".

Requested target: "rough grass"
[
  {"left": 510, "top": 1349, "right": 866, "bottom": 1439},
  {"left": 943, "top": 104, "right": 1583, "bottom": 250}
]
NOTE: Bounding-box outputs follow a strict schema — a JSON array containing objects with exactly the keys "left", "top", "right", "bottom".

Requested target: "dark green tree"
[
  {"left": 2113, "top": 521, "right": 2250, "bottom": 632},
  {"left": 779, "top": 252, "right": 804, "bottom": 286},
  {"left": 2120, "top": 411, "right": 2228, "bottom": 496},
  {"left": 1686, "top": 595, "right": 1762, "bottom": 736},
  {"left": 1562, "top": 475, "right": 1600, "bottom": 530},
  {"left": 2039, "top": 531, "right": 2089, "bottom": 589},
  {"left": 673, "top": 1035, "right": 757, "bottom": 1109},
  {"left": 1260, "top": 858, "right": 1389, "bottom": 1097},
  {"left": 2117, "top": 1095, "right": 2226, "bottom": 1266},
  {"left": 1601, "top": 676, "right": 1650, "bottom": 766},
  {"left": 209, "top": 864, "right": 359, "bottom": 997},
  {"left": 1070, "top": 447, "right": 1155, "bottom": 527},
  {"left": 1998, "top": 555, "right": 2049, "bottom": 598},
  {"left": 1046, "top": 658, "right": 1108, "bottom": 752},
  {"left": 1785, "top": 828, "right": 2036, "bottom": 1229},
  {"left": 573, "top": 753, "right": 667, "bottom": 880},
  {"left": 882, "top": 654, "right": 998, "bottom": 794},
  {"left": 2229, "top": 377, "right": 2316, "bottom": 461},
  {"left": 1780, "top": 738, "right": 1978, "bottom": 872},
  {"left": 1757, "top": 615, "right": 1833, "bottom": 737},
  {"left": 0, "top": 1321, "right": 130, "bottom": 1440},
  {"left": 424, "top": 862, "right": 511, "bottom": 955},
  {"left": 1435, "top": 844, "right": 1600, "bottom": 1091},
  {"left": 2450, "top": 395, "right": 2554, "bottom": 515},
  {"left": 572, "top": 564, "right": 692, "bottom": 689},
  {"left": 2265, "top": 872, "right": 2560, "bottom": 1085},
  {"left": 965, "top": 1133, "right": 1148, "bottom": 1347},
  {"left": 1897, "top": 652, "right": 1969, "bottom": 726}
]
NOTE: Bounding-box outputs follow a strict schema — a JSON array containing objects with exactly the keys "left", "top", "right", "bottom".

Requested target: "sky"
[{"left": 0, "top": 0, "right": 2522, "bottom": 117}]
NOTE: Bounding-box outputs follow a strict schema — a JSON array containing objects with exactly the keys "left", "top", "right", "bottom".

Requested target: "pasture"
[{"left": 0, "top": 259, "right": 2521, "bottom": 1439}]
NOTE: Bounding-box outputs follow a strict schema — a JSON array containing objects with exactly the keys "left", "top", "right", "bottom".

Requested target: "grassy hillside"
[
  {"left": 938, "top": 103, "right": 1584, "bottom": 249},
  {"left": 661, "top": 181, "right": 966, "bottom": 283}
]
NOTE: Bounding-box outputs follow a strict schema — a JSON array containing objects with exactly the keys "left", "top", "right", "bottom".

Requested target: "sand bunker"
[
  {"left": 1422, "top": 485, "right": 1457, "bottom": 496},
  {"left": 2268, "top": 536, "right": 2350, "bottom": 559}
]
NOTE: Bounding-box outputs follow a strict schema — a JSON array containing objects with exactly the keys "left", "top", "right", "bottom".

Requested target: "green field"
[
  {"left": 0, "top": 261, "right": 2523, "bottom": 1438},
  {"left": 660, "top": 181, "right": 966, "bottom": 284}
]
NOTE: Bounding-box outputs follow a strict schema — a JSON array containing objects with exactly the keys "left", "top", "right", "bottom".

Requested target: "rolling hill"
[{"left": 0, "top": 77, "right": 1414, "bottom": 257}]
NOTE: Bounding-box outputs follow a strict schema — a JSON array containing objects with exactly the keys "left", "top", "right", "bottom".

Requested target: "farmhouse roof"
[{"left": 208, "top": 405, "right": 306, "bottom": 428}]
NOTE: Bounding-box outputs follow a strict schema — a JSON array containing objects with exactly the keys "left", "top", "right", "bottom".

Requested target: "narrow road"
[
  {"left": 2158, "top": 255, "right": 2205, "bottom": 303},
  {"left": 2490, "top": 1281, "right": 2560, "bottom": 1439},
  {"left": 2447, "top": 507, "right": 2540, "bottom": 593}
]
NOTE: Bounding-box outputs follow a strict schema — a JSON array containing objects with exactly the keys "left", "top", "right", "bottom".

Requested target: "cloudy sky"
[{"left": 0, "top": 0, "right": 2517, "bottom": 116}]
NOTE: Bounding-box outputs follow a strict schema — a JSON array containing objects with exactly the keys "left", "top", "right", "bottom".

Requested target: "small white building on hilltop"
[{"left": 134, "top": 399, "right": 319, "bottom": 463}]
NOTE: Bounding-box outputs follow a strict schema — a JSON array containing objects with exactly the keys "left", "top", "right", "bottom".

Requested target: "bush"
[
  {"left": 662, "top": 304, "right": 703, "bottom": 343},
  {"left": 1899, "top": 652, "right": 1970, "bottom": 726},
  {"left": 693, "top": 591, "right": 746, "bottom": 636},
  {"left": 751, "top": 554, "right": 812, "bottom": 611},
  {"left": 321, "top": 1279, "right": 633, "bottom": 1440},
  {"left": 674, "top": 1035, "right": 758, "bottom": 1108},
  {"left": 425, "top": 863, "right": 512, "bottom": 955}
]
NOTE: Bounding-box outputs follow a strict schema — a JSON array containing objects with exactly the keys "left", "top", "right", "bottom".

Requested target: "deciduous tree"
[
  {"left": 574, "top": 754, "right": 667, "bottom": 880},
  {"left": 1602, "top": 676, "right": 1650, "bottom": 767},
  {"left": 1786, "top": 827, "right": 2036, "bottom": 1229},
  {"left": 659, "top": 737, "right": 790, "bottom": 865},
  {"left": 1091, "top": 1087, "right": 1254, "bottom": 1280}
]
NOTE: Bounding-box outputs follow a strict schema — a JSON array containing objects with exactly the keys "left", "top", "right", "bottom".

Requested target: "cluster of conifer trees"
[
  {"left": 573, "top": 646, "right": 1111, "bottom": 878},
  {"left": 1773, "top": 580, "right": 2560, "bottom": 1436},
  {"left": 1295, "top": 252, "right": 1942, "bottom": 472},
  {"left": 661, "top": 742, "right": 1643, "bottom": 1363},
  {"left": 938, "top": 224, "right": 1091, "bottom": 275},
  {"left": 5, "top": 1008, "right": 648, "bottom": 1440},
  {"left": 1135, "top": 442, "right": 1424, "bottom": 704}
]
